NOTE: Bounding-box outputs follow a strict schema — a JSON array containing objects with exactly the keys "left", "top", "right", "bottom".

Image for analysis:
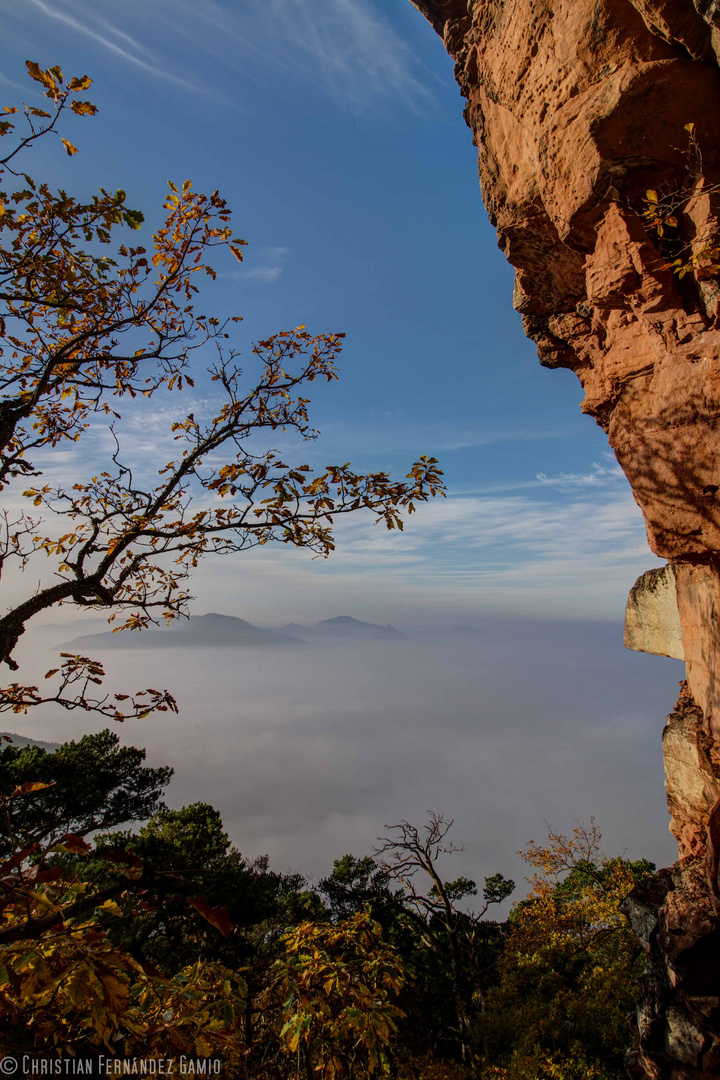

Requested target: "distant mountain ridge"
[
  {"left": 60, "top": 613, "right": 302, "bottom": 651},
  {"left": 57, "top": 613, "right": 401, "bottom": 651},
  {"left": 279, "top": 616, "right": 402, "bottom": 641},
  {"left": 0, "top": 732, "right": 60, "bottom": 752}
]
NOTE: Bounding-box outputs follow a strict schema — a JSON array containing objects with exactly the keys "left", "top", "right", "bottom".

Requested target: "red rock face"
[
  {"left": 410, "top": 0, "right": 720, "bottom": 556},
  {"left": 409, "top": 0, "right": 720, "bottom": 1073}
]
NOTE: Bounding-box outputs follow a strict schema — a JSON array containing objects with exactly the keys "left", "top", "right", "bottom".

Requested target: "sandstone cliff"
[{"left": 409, "top": 0, "right": 720, "bottom": 1074}]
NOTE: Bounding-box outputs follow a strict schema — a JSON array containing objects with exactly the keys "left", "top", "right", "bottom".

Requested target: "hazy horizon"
[{"left": 15, "top": 611, "right": 682, "bottom": 902}]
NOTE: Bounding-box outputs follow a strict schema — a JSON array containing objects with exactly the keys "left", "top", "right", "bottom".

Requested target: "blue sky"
[
  {"left": 2, "top": 0, "right": 663, "bottom": 625},
  {"left": 2, "top": 1, "right": 683, "bottom": 878}
]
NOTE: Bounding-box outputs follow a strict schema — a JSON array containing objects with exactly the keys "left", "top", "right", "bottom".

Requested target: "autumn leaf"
[
  {"left": 99, "top": 899, "right": 123, "bottom": 916},
  {"left": 22, "top": 865, "right": 63, "bottom": 884},
  {"left": 69, "top": 100, "right": 97, "bottom": 117},
  {"left": 12, "top": 780, "right": 54, "bottom": 796},
  {"left": 63, "top": 966, "right": 91, "bottom": 1008},
  {"left": 61, "top": 138, "right": 78, "bottom": 157},
  {"left": 101, "top": 972, "right": 130, "bottom": 1013},
  {"left": 25, "top": 61, "right": 59, "bottom": 96},
  {"left": 0, "top": 842, "right": 39, "bottom": 873},
  {"left": 68, "top": 75, "right": 92, "bottom": 91},
  {"left": 189, "top": 895, "right": 233, "bottom": 937},
  {"left": 57, "top": 834, "right": 91, "bottom": 855},
  {"left": 194, "top": 1034, "right": 214, "bottom": 1057},
  {"left": 229, "top": 240, "right": 248, "bottom": 262}
]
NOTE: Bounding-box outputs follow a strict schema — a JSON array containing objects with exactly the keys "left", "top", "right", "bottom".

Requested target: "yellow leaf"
[
  {"left": 99, "top": 899, "right": 122, "bottom": 916},
  {"left": 61, "top": 138, "right": 78, "bottom": 157},
  {"left": 69, "top": 100, "right": 97, "bottom": 117},
  {"left": 12, "top": 780, "right": 53, "bottom": 796},
  {"left": 101, "top": 972, "right": 130, "bottom": 1014},
  {"left": 195, "top": 1034, "right": 214, "bottom": 1057},
  {"left": 25, "top": 61, "right": 58, "bottom": 96},
  {"left": 64, "top": 965, "right": 91, "bottom": 1007},
  {"left": 68, "top": 75, "right": 92, "bottom": 91}
]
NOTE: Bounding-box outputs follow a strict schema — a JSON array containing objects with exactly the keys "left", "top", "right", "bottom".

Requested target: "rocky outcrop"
[
  {"left": 663, "top": 683, "right": 718, "bottom": 859},
  {"left": 622, "top": 857, "right": 720, "bottom": 1078},
  {"left": 625, "top": 565, "right": 684, "bottom": 660},
  {"left": 409, "top": 0, "right": 720, "bottom": 1074}
]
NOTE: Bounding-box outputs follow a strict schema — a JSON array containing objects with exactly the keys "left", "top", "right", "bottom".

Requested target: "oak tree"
[
  {"left": 477, "top": 822, "right": 653, "bottom": 1080},
  {"left": 274, "top": 913, "right": 406, "bottom": 1080},
  {"left": 0, "top": 62, "right": 444, "bottom": 719}
]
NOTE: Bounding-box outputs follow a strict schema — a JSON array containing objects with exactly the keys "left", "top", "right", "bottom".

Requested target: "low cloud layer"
[{"left": 18, "top": 619, "right": 682, "bottom": 894}]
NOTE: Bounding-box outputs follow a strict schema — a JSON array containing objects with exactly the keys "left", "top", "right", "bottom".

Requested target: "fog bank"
[{"left": 15, "top": 617, "right": 682, "bottom": 894}]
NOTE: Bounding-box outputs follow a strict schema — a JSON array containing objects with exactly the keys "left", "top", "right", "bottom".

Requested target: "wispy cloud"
[
  {"left": 25, "top": 0, "right": 206, "bottom": 94},
  {"left": 15, "top": 0, "right": 436, "bottom": 112},
  {"left": 303, "top": 419, "right": 576, "bottom": 461},
  {"left": 217, "top": 246, "right": 290, "bottom": 284},
  {"left": 443, "top": 428, "right": 574, "bottom": 452},
  {"left": 316, "top": 486, "right": 647, "bottom": 566},
  {"left": 173, "top": 482, "right": 661, "bottom": 625},
  {"left": 2, "top": 452, "right": 657, "bottom": 623},
  {"left": 536, "top": 456, "right": 625, "bottom": 490},
  {"left": 254, "top": 0, "right": 436, "bottom": 109},
  {"left": 244, "top": 266, "right": 283, "bottom": 283},
  {"left": 0, "top": 73, "right": 34, "bottom": 94}
]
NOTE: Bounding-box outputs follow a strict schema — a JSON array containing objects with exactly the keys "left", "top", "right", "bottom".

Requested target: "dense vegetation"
[{"left": 0, "top": 731, "right": 653, "bottom": 1078}]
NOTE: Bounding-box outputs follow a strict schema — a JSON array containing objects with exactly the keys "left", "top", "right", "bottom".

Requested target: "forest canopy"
[{"left": 0, "top": 730, "right": 652, "bottom": 1078}]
